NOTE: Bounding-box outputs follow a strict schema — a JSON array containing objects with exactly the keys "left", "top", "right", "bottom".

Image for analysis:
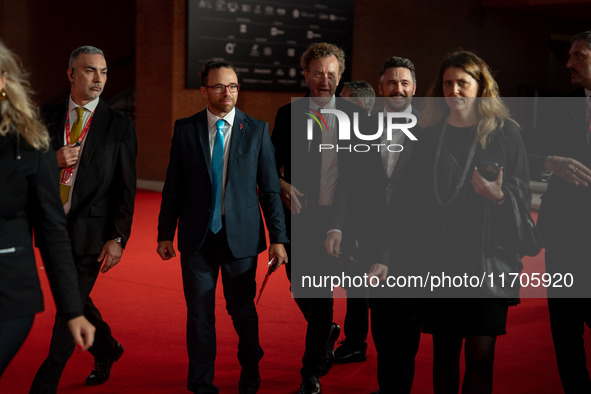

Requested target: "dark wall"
[
  {"left": 0, "top": 0, "right": 135, "bottom": 105},
  {"left": 2, "top": 0, "right": 590, "bottom": 181},
  {"left": 349, "top": 0, "right": 590, "bottom": 98}
]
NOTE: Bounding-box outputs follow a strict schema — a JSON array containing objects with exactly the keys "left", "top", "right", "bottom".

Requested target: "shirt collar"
[
  {"left": 585, "top": 88, "right": 591, "bottom": 99},
  {"left": 309, "top": 95, "right": 336, "bottom": 111},
  {"left": 206, "top": 107, "right": 236, "bottom": 130},
  {"left": 69, "top": 96, "right": 99, "bottom": 113}
]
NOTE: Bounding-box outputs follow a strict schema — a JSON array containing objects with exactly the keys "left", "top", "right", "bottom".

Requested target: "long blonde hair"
[
  {"left": 420, "top": 50, "right": 513, "bottom": 148},
  {"left": 0, "top": 41, "right": 50, "bottom": 151}
]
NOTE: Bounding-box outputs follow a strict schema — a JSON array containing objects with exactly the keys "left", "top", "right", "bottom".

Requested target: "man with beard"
[
  {"left": 157, "top": 58, "right": 288, "bottom": 394},
  {"left": 330, "top": 56, "right": 422, "bottom": 394},
  {"left": 30, "top": 45, "right": 136, "bottom": 393},
  {"left": 378, "top": 56, "right": 417, "bottom": 114},
  {"left": 529, "top": 30, "right": 591, "bottom": 393}
]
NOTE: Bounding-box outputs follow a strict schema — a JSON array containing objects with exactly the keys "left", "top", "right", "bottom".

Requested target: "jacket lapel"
[
  {"left": 195, "top": 111, "right": 213, "bottom": 182},
  {"left": 386, "top": 108, "right": 420, "bottom": 205},
  {"left": 227, "top": 108, "right": 246, "bottom": 183},
  {"left": 75, "top": 99, "right": 108, "bottom": 187}
]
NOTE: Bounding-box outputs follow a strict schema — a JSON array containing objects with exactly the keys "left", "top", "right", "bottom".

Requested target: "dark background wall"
[
  {"left": 0, "top": 0, "right": 136, "bottom": 105},
  {"left": 1, "top": 0, "right": 590, "bottom": 181}
]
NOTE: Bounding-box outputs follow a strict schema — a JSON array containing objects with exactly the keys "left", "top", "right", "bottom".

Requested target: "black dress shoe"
[
  {"left": 320, "top": 322, "right": 340, "bottom": 376},
  {"left": 85, "top": 342, "right": 124, "bottom": 386},
  {"left": 299, "top": 375, "right": 321, "bottom": 394},
  {"left": 239, "top": 377, "right": 260, "bottom": 394},
  {"left": 334, "top": 341, "right": 367, "bottom": 363}
]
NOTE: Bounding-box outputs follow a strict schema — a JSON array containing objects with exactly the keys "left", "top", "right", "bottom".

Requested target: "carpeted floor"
[{"left": 0, "top": 189, "right": 586, "bottom": 393}]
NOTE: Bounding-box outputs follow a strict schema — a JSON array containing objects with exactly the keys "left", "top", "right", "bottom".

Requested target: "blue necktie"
[{"left": 209, "top": 119, "right": 225, "bottom": 233}]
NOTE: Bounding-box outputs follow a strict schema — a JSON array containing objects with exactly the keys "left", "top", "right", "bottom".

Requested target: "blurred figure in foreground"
[{"left": 0, "top": 40, "right": 94, "bottom": 377}]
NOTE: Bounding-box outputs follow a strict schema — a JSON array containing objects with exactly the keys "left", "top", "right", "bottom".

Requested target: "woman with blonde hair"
[
  {"left": 393, "top": 50, "right": 531, "bottom": 393},
  {"left": 0, "top": 41, "right": 94, "bottom": 376}
]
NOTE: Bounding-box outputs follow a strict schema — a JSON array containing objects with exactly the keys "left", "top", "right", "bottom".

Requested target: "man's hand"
[
  {"left": 157, "top": 240, "right": 177, "bottom": 260},
  {"left": 97, "top": 239, "right": 123, "bottom": 273},
  {"left": 279, "top": 179, "right": 304, "bottom": 214},
  {"left": 56, "top": 144, "right": 81, "bottom": 169},
  {"left": 368, "top": 263, "right": 388, "bottom": 282},
  {"left": 67, "top": 315, "right": 95, "bottom": 351},
  {"left": 325, "top": 231, "right": 342, "bottom": 258},
  {"left": 544, "top": 156, "right": 591, "bottom": 187},
  {"left": 471, "top": 166, "right": 505, "bottom": 204},
  {"left": 268, "top": 243, "right": 288, "bottom": 271}
]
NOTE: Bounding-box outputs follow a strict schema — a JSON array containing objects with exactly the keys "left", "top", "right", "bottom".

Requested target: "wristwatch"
[{"left": 113, "top": 236, "right": 123, "bottom": 247}]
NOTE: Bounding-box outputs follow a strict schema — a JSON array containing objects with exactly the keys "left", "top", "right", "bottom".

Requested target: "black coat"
[
  {"left": 0, "top": 132, "right": 82, "bottom": 320},
  {"left": 43, "top": 99, "right": 137, "bottom": 255},
  {"left": 530, "top": 90, "right": 591, "bottom": 251}
]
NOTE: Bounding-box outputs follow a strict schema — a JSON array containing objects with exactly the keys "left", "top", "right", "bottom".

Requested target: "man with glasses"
[
  {"left": 157, "top": 58, "right": 288, "bottom": 394},
  {"left": 271, "top": 42, "right": 363, "bottom": 394}
]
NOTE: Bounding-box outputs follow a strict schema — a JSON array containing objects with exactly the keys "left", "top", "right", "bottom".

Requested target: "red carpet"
[{"left": 0, "top": 189, "right": 587, "bottom": 393}]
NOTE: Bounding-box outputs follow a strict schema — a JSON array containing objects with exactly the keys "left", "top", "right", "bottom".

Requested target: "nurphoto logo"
[{"left": 306, "top": 107, "right": 418, "bottom": 153}]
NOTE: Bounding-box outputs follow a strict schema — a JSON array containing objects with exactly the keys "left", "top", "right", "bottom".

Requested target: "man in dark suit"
[
  {"left": 529, "top": 30, "right": 591, "bottom": 393},
  {"left": 31, "top": 46, "right": 137, "bottom": 393},
  {"left": 271, "top": 42, "right": 363, "bottom": 394},
  {"left": 330, "top": 57, "right": 422, "bottom": 394},
  {"left": 156, "top": 59, "right": 288, "bottom": 394},
  {"left": 331, "top": 80, "right": 375, "bottom": 366}
]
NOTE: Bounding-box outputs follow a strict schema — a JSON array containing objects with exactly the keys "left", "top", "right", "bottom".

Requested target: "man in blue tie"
[{"left": 157, "top": 58, "right": 288, "bottom": 394}]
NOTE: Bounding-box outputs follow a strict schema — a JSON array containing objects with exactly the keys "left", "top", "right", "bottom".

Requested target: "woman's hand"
[{"left": 471, "top": 166, "right": 505, "bottom": 204}]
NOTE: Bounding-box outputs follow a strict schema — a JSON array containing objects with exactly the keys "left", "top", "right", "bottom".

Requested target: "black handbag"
[
  {"left": 497, "top": 177, "right": 543, "bottom": 257},
  {"left": 479, "top": 176, "right": 541, "bottom": 300},
  {"left": 481, "top": 202, "right": 523, "bottom": 300}
]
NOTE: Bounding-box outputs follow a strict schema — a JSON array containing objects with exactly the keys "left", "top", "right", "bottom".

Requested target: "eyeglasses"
[{"left": 204, "top": 84, "right": 240, "bottom": 93}]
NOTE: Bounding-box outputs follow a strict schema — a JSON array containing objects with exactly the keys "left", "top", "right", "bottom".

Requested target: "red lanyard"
[{"left": 65, "top": 106, "right": 96, "bottom": 144}]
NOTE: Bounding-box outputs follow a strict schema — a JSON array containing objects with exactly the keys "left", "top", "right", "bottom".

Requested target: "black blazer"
[
  {"left": 271, "top": 96, "right": 364, "bottom": 231},
  {"left": 338, "top": 108, "right": 421, "bottom": 268},
  {"left": 43, "top": 99, "right": 137, "bottom": 255},
  {"left": 530, "top": 89, "right": 591, "bottom": 249},
  {"left": 158, "top": 108, "right": 288, "bottom": 258},
  {"left": 0, "top": 133, "right": 82, "bottom": 320}
]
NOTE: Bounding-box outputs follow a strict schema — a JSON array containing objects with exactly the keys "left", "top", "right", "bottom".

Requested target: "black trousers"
[
  {"left": 181, "top": 228, "right": 262, "bottom": 394},
  {"left": 286, "top": 207, "right": 337, "bottom": 378},
  {"left": 547, "top": 245, "right": 591, "bottom": 394},
  {"left": 341, "top": 260, "right": 369, "bottom": 345},
  {"left": 342, "top": 297, "right": 369, "bottom": 344},
  {"left": 370, "top": 298, "right": 421, "bottom": 394},
  {"left": 30, "top": 253, "right": 118, "bottom": 394},
  {"left": 286, "top": 259, "right": 334, "bottom": 378},
  {"left": 0, "top": 315, "right": 34, "bottom": 377}
]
